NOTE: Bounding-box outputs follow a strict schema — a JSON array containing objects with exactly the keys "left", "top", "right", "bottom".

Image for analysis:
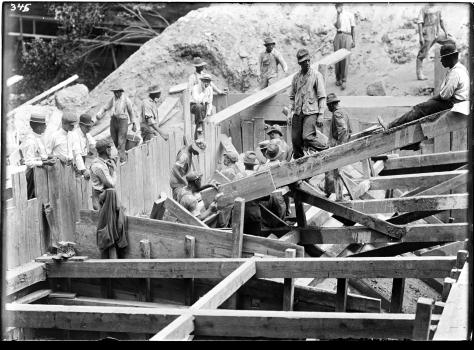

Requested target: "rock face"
[
  {"left": 55, "top": 84, "right": 89, "bottom": 111},
  {"left": 366, "top": 80, "right": 387, "bottom": 96}
]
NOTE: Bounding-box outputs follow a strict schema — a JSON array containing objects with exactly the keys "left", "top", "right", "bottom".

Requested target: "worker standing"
[
  {"left": 187, "top": 56, "right": 226, "bottom": 94},
  {"left": 70, "top": 114, "right": 96, "bottom": 179},
  {"left": 90, "top": 139, "right": 119, "bottom": 210},
  {"left": 95, "top": 87, "right": 138, "bottom": 163},
  {"left": 20, "top": 113, "right": 56, "bottom": 199},
  {"left": 259, "top": 37, "right": 288, "bottom": 89},
  {"left": 169, "top": 138, "right": 207, "bottom": 200},
  {"left": 140, "top": 85, "right": 169, "bottom": 142},
  {"left": 333, "top": 3, "right": 356, "bottom": 90},
  {"left": 190, "top": 74, "right": 214, "bottom": 140},
  {"left": 416, "top": 3, "right": 450, "bottom": 80},
  {"left": 289, "top": 48, "right": 328, "bottom": 159},
  {"left": 324, "top": 93, "right": 352, "bottom": 199}
]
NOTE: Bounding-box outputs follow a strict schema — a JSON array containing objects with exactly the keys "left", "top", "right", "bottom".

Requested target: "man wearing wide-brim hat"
[
  {"left": 259, "top": 37, "right": 288, "bottom": 89},
  {"left": 140, "top": 85, "right": 169, "bottom": 142},
  {"left": 289, "top": 48, "right": 328, "bottom": 159},
  {"left": 324, "top": 92, "right": 353, "bottom": 199},
  {"left": 95, "top": 85, "right": 138, "bottom": 163},
  {"left": 69, "top": 113, "right": 97, "bottom": 179},
  {"left": 266, "top": 124, "right": 291, "bottom": 161},
  {"left": 187, "top": 56, "right": 226, "bottom": 95},
  {"left": 190, "top": 73, "right": 214, "bottom": 140},
  {"left": 20, "top": 113, "right": 57, "bottom": 199},
  {"left": 221, "top": 150, "right": 245, "bottom": 181},
  {"left": 378, "top": 43, "right": 469, "bottom": 141}
]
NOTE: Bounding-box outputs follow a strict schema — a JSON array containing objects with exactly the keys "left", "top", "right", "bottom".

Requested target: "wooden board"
[
  {"left": 383, "top": 150, "right": 468, "bottom": 171},
  {"left": 6, "top": 262, "right": 47, "bottom": 295},
  {"left": 368, "top": 170, "right": 468, "bottom": 190}
]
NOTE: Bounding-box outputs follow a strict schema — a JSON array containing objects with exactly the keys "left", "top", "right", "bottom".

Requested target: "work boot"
[
  {"left": 335, "top": 80, "right": 342, "bottom": 86},
  {"left": 377, "top": 116, "right": 389, "bottom": 131},
  {"left": 341, "top": 82, "right": 346, "bottom": 90},
  {"left": 416, "top": 59, "right": 428, "bottom": 80}
]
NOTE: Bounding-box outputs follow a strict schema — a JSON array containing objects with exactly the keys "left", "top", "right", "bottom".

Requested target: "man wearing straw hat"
[
  {"left": 96, "top": 86, "right": 138, "bottom": 163},
  {"left": 140, "top": 85, "right": 169, "bottom": 142},
  {"left": 47, "top": 111, "right": 83, "bottom": 167},
  {"left": 20, "top": 113, "right": 57, "bottom": 199},
  {"left": 187, "top": 56, "right": 226, "bottom": 95},
  {"left": 190, "top": 73, "right": 214, "bottom": 140},
  {"left": 259, "top": 37, "right": 288, "bottom": 89},
  {"left": 70, "top": 113, "right": 96, "bottom": 179},
  {"left": 378, "top": 43, "right": 469, "bottom": 132}
]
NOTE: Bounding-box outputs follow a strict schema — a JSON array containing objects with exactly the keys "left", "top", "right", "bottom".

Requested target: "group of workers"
[{"left": 18, "top": 3, "right": 469, "bottom": 239}]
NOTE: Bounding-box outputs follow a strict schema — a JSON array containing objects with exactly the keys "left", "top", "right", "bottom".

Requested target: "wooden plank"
[
  {"left": 253, "top": 117, "right": 265, "bottom": 151},
  {"left": 283, "top": 249, "right": 296, "bottom": 311},
  {"left": 368, "top": 170, "right": 468, "bottom": 190},
  {"left": 184, "top": 235, "right": 196, "bottom": 306},
  {"left": 47, "top": 296, "right": 187, "bottom": 309},
  {"left": 340, "top": 193, "right": 468, "bottom": 214},
  {"left": 279, "top": 230, "right": 300, "bottom": 245},
  {"left": 335, "top": 278, "right": 348, "bottom": 312},
  {"left": 182, "top": 89, "right": 192, "bottom": 142},
  {"left": 169, "top": 82, "right": 188, "bottom": 94},
  {"left": 441, "top": 277, "right": 455, "bottom": 302},
  {"left": 165, "top": 197, "right": 207, "bottom": 227},
  {"left": 150, "top": 194, "right": 167, "bottom": 220},
  {"left": 5, "top": 304, "right": 181, "bottom": 334},
  {"left": 6, "top": 262, "right": 47, "bottom": 295},
  {"left": 241, "top": 120, "right": 254, "bottom": 152},
  {"left": 209, "top": 49, "right": 350, "bottom": 125},
  {"left": 139, "top": 239, "right": 152, "bottom": 302},
  {"left": 142, "top": 143, "right": 152, "bottom": 212},
  {"left": 412, "top": 297, "right": 434, "bottom": 340},
  {"left": 383, "top": 150, "right": 468, "bottom": 171},
  {"left": 46, "top": 256, "right": 456, "bottom": 279},
  {"left": 389, "top": 278, "right": 405, "bottom": 313},
  {"left": 12, "top": 289, "right": 52, "bottom": 304},
  {"left": 216, "top": 111, "right": 467, "bottom": 207},
  {"left": 299, "top": 223, "right": 468, "bottom": 244},
  {"left": 231, "top": 198, "right": 245, "bottom": 258},
  {"left": 297, "top": 182, "right": 405, "bottom": 238},
  {"left": 433, "top": 264, "right": 469, "bottom": 340},
  {"left": 150, "top": 314, "right": 195, "bottom": 341}
]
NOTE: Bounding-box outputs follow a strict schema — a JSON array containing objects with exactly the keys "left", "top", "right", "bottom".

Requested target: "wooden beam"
[
  {"left": 389, "top": 278, "right": 405, "bottom": 313},
  {"left": 368, "top": 170, "right": 468, "bottom": 190},
  {"left": 383, "top": 150, "right": 468, "bottom": 171},
  {"left": 164, "top": 197, "right": 207, "bottom": 227},
  {"left": 296, "top": 182, "right": 406, "bottom": 239},
  {"left": 433, "top": 264, "right": 469, "bottom": 340},
  {"left": 45, "top": 256, "right": 456, "bottom": 279},
  {"left": 283, "top": 249, "right": 296, "bottom": 311},
  {"left": 298, "top": 223, "right": 468, "bottom": 244},
  {"left": 139, "top": 239, "right": 152, "bottom": 302},
  {"left": 209, "top": 49, "right": 351, "bottom": 125},
  {"left": 150, "top": 194, "right": 167, "bottom": 220},
  {"left": 340, "top": 193, "right": 468, "bottom": 214},
  {"left": 441, "top": 277, "right": 455, "bottom": 302},
  {"left": 231, "top": 198, "right": 245, "bottom": 258},
  {"left": 215, "top": 110, "right": 468, "bottom": 208},
  {"left": 7, "top": 75, "right": 78, "bottom": 118},
  {"left": 150, "top": 314, "right": 195, "bottom": 341},
  {"left": 279, "top": 230, "right": 300, "bottom": 245},
  {"left": 335, "top": 278, "right": 348, "bottom": 312},
  {"left": 184, "top": 235, "right": 196, "bottom": 306},
  {"left": 47, "top": 295, "right": 188, "bottom": 309},
  {"left": 412, "top": 297, "right": 434, "bottom": 340},
  {"left": 169, "top": 82, "right": 188, "bottom": 94},
  {"left": 6, "top": 262, "right": 46, "bottom": 295},
  {"left": 11, "top": 289, "right": 52, "bottom": 304}
]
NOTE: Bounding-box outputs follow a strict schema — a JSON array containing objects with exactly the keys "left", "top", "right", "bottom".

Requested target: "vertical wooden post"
[
  {"left": 412, "top": 297, "right": 434, "bottom": 340},
  {"left": 227, "top": 198, "right": 245, "bottom": 309},
  {"left": 433, "top": 301, "right": 445, "bottom": 315},
  {"left": 283, "top": 248, "right": 296, "bottom": 311},
  {"left": 335, "top": 278, "right": 348, "bottom": 312},
  {"left": 361, "top": 159, "right": 371, "bottom": 179},
  {"left": 450, "top": 268, "right": 461, "bottom": 280},
  {"left": 253, "top": 117, "right": 265, "bottom": 150},
  {"left": 455, "top": 250, "right": 468, "bottom": 269},
  {"left": 184, "top": 235, "right": 196, "bottom": 306},
  {"left": 293, "top": 190, "right": 307, "bottom": 228},
  {"left": 441, "top": 277, "right": 455, "bottom": 302},
  {"left": 140, "top": 239, "right": 152, "bottom": 302},
  {"left": 182, "top": 89, "right": 192, "bottom": 142},
  {"left": 390, "top": 278, "right": 405, "bottom": 313}
]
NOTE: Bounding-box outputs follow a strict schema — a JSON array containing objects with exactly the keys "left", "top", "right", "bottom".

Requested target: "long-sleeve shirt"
[
  {"left": 90, "top": 157, "right": 117, "bottom": 192},
  {"left": 259, "top": 49, "right": 287, "bottom": 79},
  {"left": 329, "top": 107, "right": 352, "bottom": 146},
  {"left": 97, "top": 95, "right": 136, "bottom": 122},
  {"left": 188, "top": 72, "right": 222, "bottom": 93},
  {"left": 47, "top": 128, "right": 84, "bottom": 170},
  {"left": 439, "top": 62, "right": 470, "bottom": 102},
  {"left": 333, "top": 10, "right": 355, "bottom": 33},
  {"left": 70, "top": 128, "right": 96, "bottom": 171},
  {"left": 20, "top": 132, "right": 48, "bottom": 168},
  {"left": 191, "top": 83, "right": 213, "bottom": 116},
  {"left": 290, "top": 67, "right": 327, "bottom": 116},
  {"left": 141, "top": 97, "right": 160, "bottom": 126}
]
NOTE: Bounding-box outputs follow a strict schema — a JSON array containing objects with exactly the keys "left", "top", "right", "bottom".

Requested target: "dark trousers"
[
  {"left": 388, "top": 98, "right": 454, "bottom": 129},
  {"left": 26, "top": 167, "right": 35, "bottom": 199},
  {"left": 190, "top": 102, "right": 207, "bottom": 140},
  {"left": 110, "top": 117, "right": 129, "bottom": 162},
  {"left": 292, "top": 113, "right": 324, "bottom": 159},
  {"left": 334, "top": 32, "right": 352, "bottom": 82}
]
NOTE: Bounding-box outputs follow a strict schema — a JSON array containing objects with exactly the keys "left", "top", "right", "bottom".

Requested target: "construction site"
[{"left": 2, "top": 2, "right": 472, "bottom": 341}]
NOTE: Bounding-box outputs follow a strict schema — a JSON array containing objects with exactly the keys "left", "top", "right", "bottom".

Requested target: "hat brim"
[
  {"left": 264, "top": 42, "right": 275, "bottom": 46},
  {"left": 266, "top": 129, "right": 283, "bottom": 136},
  {"left": 298, "top": 55, "right": 310, "bottom": 63},
  {"left": 266, "top": 150, "right": 282, "bottom": 161},
  {"left": 111, "top": 89, "right": 124, "bottom": 92},
  {"left": 79, "top": 121, "right": 94, "bottom": 127},
  {"left": 327, "top": 98, "right": 340, "bottom": 104},
  {"left": 30, "top": 119, "right": 46, "bottom": 124},
  {"left": 193, "top": 62, "right": 207, "bottom": 67},
  {"left": 440, "top": 50, "right": 458, "bottom": 57},
  {"left": 148, "top": 90, "right": 162, "bottom": 95}
]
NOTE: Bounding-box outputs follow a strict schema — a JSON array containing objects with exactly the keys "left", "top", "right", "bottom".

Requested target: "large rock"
[
  {"left": 55, "top": 84, "right": 89, "bottom": 111},
  {"left": 366, "top": 80, "right": 387, "bottom": 96}
]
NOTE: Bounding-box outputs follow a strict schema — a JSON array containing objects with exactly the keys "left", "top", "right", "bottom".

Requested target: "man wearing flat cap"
[
  {"left": 177, "top": 171, "right": 218, "bottom": 221},
  {"left": 140, "top": 85, "right": 169, "bottom": 142},
  {"left": 378, "top": 43, "right": 469, "bottom": 134},
  {"left": 190, "top": 73, "right": 214, "bottom": 140},
  {"left": 170, "top": 138, "right": 207, "bottom": 200},
  {"left": 70, "top": 114, "right": 97, "bottom": 179},
  {"left": 220, "top": 150, "right": 244, "bottom": 181},
  {"left": 259, "top": 37, "right": 288, "bottom": 89},
  {"left": 20, "top": 113, "right": 56, "bottom": 199},
  {"left": 289, "top": 48, "right": 328, "bottom": 159},
  {"left": 325, "top": 92, "right": 352, "bottom": 199},
  {"left": 90, "top": 139, "right": 119, "bottom": 210},
  {"left": 96, "top": 86, "right": 138, "bottom": 163}
]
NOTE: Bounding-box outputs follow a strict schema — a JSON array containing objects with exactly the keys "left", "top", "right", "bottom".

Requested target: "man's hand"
[
  {"left": 351, "top": 41, "right": 356, "bottom": 48},
  {"left": 42, "top": 158, "right": 56, "bottom": 166},
  {"left": 316, "top": 115, "right": 324, "bottom": 128},
  {"left": 131, "top": 122, "right": 137, "bottom": 132},
  {"left": 222, "top": 88, "right": 229, "bottom": 95}
]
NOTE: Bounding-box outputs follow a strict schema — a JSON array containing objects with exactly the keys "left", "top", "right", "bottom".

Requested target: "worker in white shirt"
[
  {"left": 47, "top": 111, "right": 86, "bottom": 177},
  {"left": 70, "top": 114, "right": 96, "bottom": 178},
  {"left": 20, "top": 113, "right": 56, "bottom": 199},
  {"left": 190, "top": 73, "right": 213, "bottom": 140},
  {"left": 187, "top": 56, "right": 226, "bottom": 94},
  {"left": 333, "top": 3, "right": 356, "bottom": 90}
]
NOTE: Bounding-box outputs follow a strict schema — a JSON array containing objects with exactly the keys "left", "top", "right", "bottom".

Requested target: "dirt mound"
[{"left": 81, "top": 3, "right": 469, "bottom": 135}]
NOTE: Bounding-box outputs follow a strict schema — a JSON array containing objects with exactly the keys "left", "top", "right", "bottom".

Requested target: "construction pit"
[{"left": 3, "top": 3, "right": 471, "bottom": 341}]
